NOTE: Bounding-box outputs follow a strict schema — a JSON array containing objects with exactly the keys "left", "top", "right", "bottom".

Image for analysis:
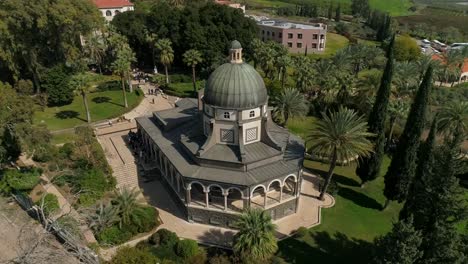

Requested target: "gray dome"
[
  {"left": 231, "top": 40, "right": 242, "bottom": 49},
  {"left": 204, "top": 63, "right": 267, "bottom": 109}
]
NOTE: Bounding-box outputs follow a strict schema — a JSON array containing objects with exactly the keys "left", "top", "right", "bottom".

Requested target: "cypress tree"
[
  {"left": 335, "top": 4, "right": 341, "bottom": 22},
  {"left": 328, "top": 2, "right": 333, "bottom": 20},
  {"left": 383, "top": 66, "right": 433, "bottom": 209},
  {"left": 356, "top": 35, "right": 395, "bottom": 186},
  {"left": 399, "top": 118, "right": 437, "bottom": 224},
  {"left": 373, "top": 217, "right": 423, "bottom": 264}
]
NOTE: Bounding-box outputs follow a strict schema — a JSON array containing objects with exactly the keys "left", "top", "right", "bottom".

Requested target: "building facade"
[
  {"left": 136, "top": 41, "right": 305, "bottom": 228},
  {"left": 93, "top": 0, "right": 134, "bottom": 21},
  {"left": 258, "top": 20, "right": 327, "bottom": 54}
]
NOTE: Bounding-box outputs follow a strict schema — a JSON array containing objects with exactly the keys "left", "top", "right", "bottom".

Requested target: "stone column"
[
  {"left": 205, "top": 190, "right": 209, "bottom": 208},
  {"left": 223, "top": 192, "right": 228, "bottom": 211},
  {"left": 263, "top": 192, "right": 267, "bottom": 208},
  {"left": 186, "top": 188, "right": 191, "bottom": 205},
  {"left": 244, "top": 197, "right": 249, "bottom": 209},
  {"left": 279, "top": 185, "right": 283, "bottom": 202}
]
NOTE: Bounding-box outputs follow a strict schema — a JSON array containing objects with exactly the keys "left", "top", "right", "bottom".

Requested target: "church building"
[{"left": 136, "top": 41, "right": 305, "bottom": 227}]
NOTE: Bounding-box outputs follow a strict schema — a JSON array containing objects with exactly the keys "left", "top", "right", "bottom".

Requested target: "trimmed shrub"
[
  {"left": 157, "top": 228, "right": 179, "bottom": 247},
  {"left": 1, "top": 168, "right": 41, "bottom": 193},
  {"left": 97, "top": 226, "right": 132, "bottom": 245},
  {"left": 110, "top": 246, "right": 160, "bottom": 264},
  {"left": 131, "top": 206, "right": 159, "bottom": 233},
  {"left": 175, "top": 239, "right": 199, "bottom": 259},
  {"left": 149, "top": 232, "right": 161, "bottom": 246},
  {"left": 171, "top": 74, "right": 192, "bottom": 83}
]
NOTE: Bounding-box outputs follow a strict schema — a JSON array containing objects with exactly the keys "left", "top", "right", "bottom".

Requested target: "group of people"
[{"left": 128, "top": 130, "right": 143, "bottom": 158}]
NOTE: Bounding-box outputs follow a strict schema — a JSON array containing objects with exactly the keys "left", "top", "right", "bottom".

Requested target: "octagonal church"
[{"left": 136, "top": 41, "right": 305, "bottom": 227}]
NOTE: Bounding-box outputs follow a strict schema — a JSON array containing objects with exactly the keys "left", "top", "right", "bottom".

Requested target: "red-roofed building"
[
  {"left": 432, "top": 53, "right": 468, "bottom": 83},
  {"left": 93, "top": 0, "right": 134, "bottom": 21}
]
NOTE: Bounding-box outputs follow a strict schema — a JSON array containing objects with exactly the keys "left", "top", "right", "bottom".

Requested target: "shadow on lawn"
[
  {"left": 55, "top": 110, "right": 86, "bottom": 122},
  {"left": 92, "top": 96, "right": 125, "bottom": 107},
  {"left": 307, "top": 167, "right": 361, "bottom": 187},
  {"left": 338, "top": 187, "right": 382, "bottom": 210},
  {"left": 278, "top": 231, "right": 374, "bottom": 264}
]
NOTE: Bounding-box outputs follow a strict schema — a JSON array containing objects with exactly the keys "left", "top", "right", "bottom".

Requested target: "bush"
[
  {"left": 186, "top": 250, "right": 207, "bottom": 264},
  {"left": 175, "top": 239, "right": 199, "bottom": 259},
  {"left": 41, "top": 64, "right": 74, "bottom": 106},
  {"left": 171, "top": 74, "right": 192, "bottom": 83},
  {"left": 0, "top": 168, "right": 41, "bottom": 193},
  {"left": 77, "top": 169, "right": 114, "bottom": 206},
  {"left": 295, "top": 226, "right": 309, "bottom": 238},
  {"left": 37, "top": 193, "right": 60, "bottom": 216},
  {"left": 110, "top": 246, "right": 160, "bottom": 264},
  {"left": 157, "top": 228, "right": 179, "bottom": 247},
  {"left": 97, "top": 226, "right": 133, "bottom": 245},
  {"left": 149, "top": 232, "right": 161, "bottom": 246},
  {"left": 209, "top": 254, "right": 232, "bottom": 264},
  {"left": 15, "top": 79, "right": 34, "bottom": 95},
  {"left": 96, "top": 80, "right": 127, "bottom": 91},
  {"left": 270, "top": 256, "right": 288, "bottom": 264},
  {"left": 132, "top": 206, "right": 160, "bottom": 233},
  {"left": 33, "top": 144, "right": 57, "bottom": 162}
]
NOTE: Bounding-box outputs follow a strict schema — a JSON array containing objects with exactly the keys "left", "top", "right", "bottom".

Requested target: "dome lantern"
[{"left": 230, "top": 40, "right": 243, "bottom": 64}]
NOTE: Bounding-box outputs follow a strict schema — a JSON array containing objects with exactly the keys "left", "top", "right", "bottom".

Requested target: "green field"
[
  {"left": 277, "top": 157, "right": 399, "bottom": 263},
  {"left": 249, "top": 0, "right": 413, "bottom": 16},
  {"left": 34, "top": 90, "right": 143, "bottom": 131},
  {"left": 307, "top": 33, "right": 349, "bottom": 59}
]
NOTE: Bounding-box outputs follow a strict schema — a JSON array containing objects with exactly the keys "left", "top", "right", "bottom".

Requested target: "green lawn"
[
  {"left": 34, "top": 90, "right": 143, "bottom": 131},
  {"left": 286, "top": 116, "right": 317, "bottom": 141},
  {"left": 309, "top": 33, "right": 349, "bottom": 59},
  {"left": 165, "top": 81, "right": 204, "bottom": 98},
  {"left": 277, "top": 157, "right": 400, "bottom": 263}
]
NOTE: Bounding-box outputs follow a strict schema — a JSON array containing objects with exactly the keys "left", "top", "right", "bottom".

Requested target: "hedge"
[{"left": 175, "top": 239, "right": 199, "bottom": 259}]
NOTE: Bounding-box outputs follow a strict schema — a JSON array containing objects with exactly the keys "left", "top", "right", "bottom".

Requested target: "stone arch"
[
  {"left": 207, "top": 184, "right": 225, "bottom": 194},
  {"left": 267, "top": 180, "right": 282, "bottom": 204},
  {"left": 250, "top": 185, "right": 266, "bottom": 209},
  {"left": 208, "top": 185, "right": 224, "bottom": 210},
  {"left": 267, "top": 179, "right": 283, "bottom": 190},
  {"left": 226, "top": 187, "right": 244, "bottom": 212},
  {"left": 189, "top": 181, "right": 206, "bottom": 207},
  {"left": 283, "top": 174, "right": 298, "bottom": 198}
]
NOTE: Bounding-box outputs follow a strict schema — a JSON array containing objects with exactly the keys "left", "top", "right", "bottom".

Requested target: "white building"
[{"left": 93, "top": 0, "right": 134, "bottom": 21}]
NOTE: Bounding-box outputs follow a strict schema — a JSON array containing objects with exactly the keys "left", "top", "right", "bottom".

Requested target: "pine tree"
[
  {"left": 356, "top": 36, "right": 395, "bottom": 186},
  {"left": 383, "top": 66, "right": 433, "bottom": 209},
  {"left": 372, "top": 217, "right": 423, "bottom": 264},
  {"left": 335, "top": 4, "right": 341, "bottom": 22}
]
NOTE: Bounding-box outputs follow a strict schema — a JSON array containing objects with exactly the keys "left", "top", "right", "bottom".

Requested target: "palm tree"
[
  {"left": 145, "top": 31, "right": 157, "bottom": 68},
  {"left": 85, "top": 202, "right": 119, "bottom": 233},
  {"left": 70, "top": 73, "right": 92, "bottom": 123},
  {"left": 394, "top": 61, "right": 419, "bottom": 96},
  {"left": 170, "top": 0, "right": 185, "bottom": 7},
  {"left": 441, "top": 50, "right": 464, "bottom": 83},
  {"left": 155, "top": 38, "right": 174, "bottom": 84},
  {"left": 233, "top": 209, "right": 278, "bottom": 262},
  {"left": 111, "top": 45, "right": 135, "bottom": 108},
  {"left": 183, "top": 49, "right": 203, "bottom": 93},
  {"left": 276, "top": 54, "right": 291, "bottom": 89},
  {"left": 387, "top": 99, "right": 409, "bottom": 146},
  {"left": 273, "top": 88, "right": 308, "bottom": 125},
  {"left": 354, "top": 69, "right": 382, "bottom": 113},
  {"left": 437, "top": 101, "right": 468, "bottom": 143},
  {"left": 293, "top": 56, "right": 314, "bottom": 92},
  {"left": 308, "top": 107, "right": 374, "bottom": 200},
  {"left": 251, "top": 38, "right": 264, "bottom": 69},
  {"left": 113, "top": 187, "right": 140, "bottom": 226},
  {"left": 84, "top": 34, "right": 107, "bottom": 74}
]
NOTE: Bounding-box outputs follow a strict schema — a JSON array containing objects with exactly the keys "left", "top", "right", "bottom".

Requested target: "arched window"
[
  {"left": 105, "top": 10, "right": 112, "bottom": 16},
  {"left": 223, "top": 112, "right": 230, "bottom": 119},
  {"left": 249, "top": 110, "right": 255, "bottom": 118}
]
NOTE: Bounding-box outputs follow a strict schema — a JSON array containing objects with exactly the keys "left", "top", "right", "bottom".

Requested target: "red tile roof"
[
  {"left": 431, "top": 53, "right": 468, "bottom": 73},
  {"left": 93, "top": 0, "right": 133, "bottom": 9}
]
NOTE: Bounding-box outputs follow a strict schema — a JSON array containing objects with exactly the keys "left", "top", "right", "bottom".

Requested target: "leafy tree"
[
  {"left": 233, "top": 209, "right": 278, "bottom": 263},
  {"left": 272, "top": 88, "right": 308, "bottom": 125},
  {"left": 0, "top": 0, "right": 103, "bottom": 91},
  {"left": 308, "top": 107, "right": 374, "bottom": 200},
  {"left": 183, "top": 49, "right": 203, "bottom": 93},
  {"left": 111, "top": 44, "right": 136, "bottom": 108},
  {"left": 155, "top": 38, "right": 174, "bottom": 84},
  {"left": 356, "top": 37, "right": 394, "bottom": 186},
  {"left": 394, "top": 35, "right": 420, "bottom": 61},
  {"left": 372, "top": 217, "right": 423, "bottom": 264},
  {"left": 110, "top": 246, "right": 160, "bottom": 264},
  {"left": 70, "top": 73, "right": 92, "bottom": 123},
  {"left": 41, "top": 64, "right": 74, "bottom": 106},
  {"left": 383, "top": 66, "right": 433, "bottom": 209},
  {"left": 351, "top": 0, "right": 370, "bottom": 17}
]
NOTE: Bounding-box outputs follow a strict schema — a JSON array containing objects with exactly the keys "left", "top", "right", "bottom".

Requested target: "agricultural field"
[{"left": 248, "top": 0, "right": 414, "bottom": 16}]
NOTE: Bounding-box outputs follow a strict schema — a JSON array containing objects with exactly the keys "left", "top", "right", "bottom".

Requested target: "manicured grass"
[
  {"left": 51, "top": 131, "right": 77, "bottom": 145},
  {"left": 286, "top": 116, "right": 318, "bottom": 141},
  {"left": 34, "top": 90, "right": 143, "bottom": 131},
  {"left": 308, "top": 33, "right": 349, "bottom": 59},
  {"left": 277, "top": 156, "right": 401, "bottom": 263},
  {"left": 165, "top": 81, "right": 204, "bottom": 98}
]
